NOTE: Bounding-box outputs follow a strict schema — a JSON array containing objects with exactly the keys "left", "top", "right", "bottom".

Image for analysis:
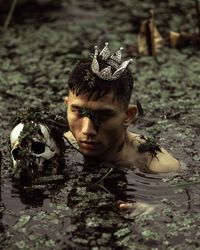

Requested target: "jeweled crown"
[{"left": 91, "top": 42, "right": 133, "bottom": 81}]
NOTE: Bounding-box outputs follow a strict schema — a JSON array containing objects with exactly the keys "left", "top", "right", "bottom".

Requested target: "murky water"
[
  {"left": 1, "top": 129, "right": 200, "bottom": 249},
  {"left": 125, "top": 170, "right": 188, "bottom": 204}
]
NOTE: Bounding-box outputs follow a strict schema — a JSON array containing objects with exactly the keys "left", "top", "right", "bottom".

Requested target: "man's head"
[
  {"left": 67, "top": 57, "right": 134, "bottom": 109},
  {"left": 65, "top": 45, "right": 137, "bottom": 159}
]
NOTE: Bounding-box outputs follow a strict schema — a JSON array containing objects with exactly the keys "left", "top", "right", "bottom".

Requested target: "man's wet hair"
[{"left": 68, "top": 57, "right": 134, "bottom": 108}]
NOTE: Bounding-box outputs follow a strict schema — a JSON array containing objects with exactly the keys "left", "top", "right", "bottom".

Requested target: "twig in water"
[
  {"left": 97, "top": 184, "right": 115, "bottom": 202},
  {"left": 4, "top": 0, "right": 18, "bottom": 31},
  {"left": 95, "top": 167, "right": 113, "bottom": 185},
  {"left": 195, "top": 0, "right": 200, "bottom": 36},
  {"left": 0, "top": 151, "right": 1, "bottom": 202}
]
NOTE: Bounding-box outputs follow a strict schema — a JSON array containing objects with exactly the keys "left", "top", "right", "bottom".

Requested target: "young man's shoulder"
[{"left": 128, "top": 132, "right": 181, "bottom": 173}]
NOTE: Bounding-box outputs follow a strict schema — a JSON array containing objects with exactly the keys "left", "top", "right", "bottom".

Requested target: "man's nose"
[{"left": 81, "top": 117, "right": 97, "bottom": 136}]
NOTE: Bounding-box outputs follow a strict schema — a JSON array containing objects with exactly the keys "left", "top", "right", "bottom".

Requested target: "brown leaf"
[
  {"left": 168, "top": 31, "right": 200, "bottom": 48},
  {"left": 137, "top": 10, "right": 164, "bottom": 56}
]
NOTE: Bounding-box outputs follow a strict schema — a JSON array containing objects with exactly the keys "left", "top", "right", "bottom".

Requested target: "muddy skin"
[
  {"left": 117, "top": 140, "right": 125, "bottom": 153},
  {"left": 77, "top": 107, "right": 102, "bottom": 131},
  {"left": 138, "top": 135, "right": 162, "bottom": 158}
]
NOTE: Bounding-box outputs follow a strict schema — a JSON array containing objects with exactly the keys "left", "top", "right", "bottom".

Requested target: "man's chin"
[
  {"left": 78, "top": 145, "right": 107, "bottom": 159},
  {"left": 80, "top": 148, "right": 101, "bottom": 157}
]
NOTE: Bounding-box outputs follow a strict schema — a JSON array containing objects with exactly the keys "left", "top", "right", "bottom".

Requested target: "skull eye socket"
[
  {"left": 12, "top": 148, "right": 20, "bottom": 160},
  {"left": 31, "top": 142, "right": 45, "bottom": 154}
]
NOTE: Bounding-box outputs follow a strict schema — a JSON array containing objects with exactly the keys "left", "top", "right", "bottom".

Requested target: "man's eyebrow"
[
  {"left": 71, "top": 104, "right": 82, "bottom": 109},
  {"left": 95, "top": 109, "right": 116, "bottom": 114},
  {"left": 71, "top": 104, "right": 115, "bottom": 114}
]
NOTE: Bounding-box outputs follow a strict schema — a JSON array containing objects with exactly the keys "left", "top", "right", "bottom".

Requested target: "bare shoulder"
[
  {"left": 128, "top": 132, "right": 143, "bottom": 147},
  {"left": 128, "top": 132, "right": 181, "bottom": 173},
  {"left": 148, "top": 148, "right": 181, "bottom": 173}
]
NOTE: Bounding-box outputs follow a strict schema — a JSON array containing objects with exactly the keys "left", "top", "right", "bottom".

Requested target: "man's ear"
[
  {"left": 124, "top": 105, "right": 138, "bottom": 126},
  {"left": 64, "top": 96, "right": 68, "bottom": 105}
]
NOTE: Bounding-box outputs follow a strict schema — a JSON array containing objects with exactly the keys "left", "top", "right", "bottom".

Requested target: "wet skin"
[{"left": 65, "top": 91, "right": 181, "bottom": 173}]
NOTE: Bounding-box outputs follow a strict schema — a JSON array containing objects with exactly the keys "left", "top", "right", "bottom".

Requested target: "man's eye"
[
  {"left": 99, "top": 113, "right": 112, "bottom": 120},
  {"left": 72, "top": 109, "right": 83, "bottom": 115}
]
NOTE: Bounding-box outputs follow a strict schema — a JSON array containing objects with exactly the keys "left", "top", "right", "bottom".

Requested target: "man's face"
[{"left": 66, "top": 91, "right": 127, "bottom": 159}]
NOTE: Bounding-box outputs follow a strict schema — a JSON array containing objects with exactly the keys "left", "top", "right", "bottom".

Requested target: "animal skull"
[{"left": 10, "top": 122, "right": 60, "bottom": 180}]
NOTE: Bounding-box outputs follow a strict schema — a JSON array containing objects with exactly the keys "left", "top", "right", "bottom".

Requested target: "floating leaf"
[
  {"left": 168, "top": 31, "right": 200, "bottom": 48},
  {"left": 13, "top": 215, "right": 31, "bottom": 230},
  {"left": 137, "top": 10, "right": 164, "bottom": 56}
]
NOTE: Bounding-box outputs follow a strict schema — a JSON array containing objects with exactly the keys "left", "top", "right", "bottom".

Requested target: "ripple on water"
[{"left": 120, "top": 168, "right": 198, "bottom": 208}]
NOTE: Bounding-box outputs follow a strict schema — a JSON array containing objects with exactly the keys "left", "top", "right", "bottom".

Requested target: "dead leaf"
[
  {"left": 137, "top": 10, "right": 164, "bottom": 56},
  {"left": 168, "top": 31, "right": 200, "bottom": 48}
]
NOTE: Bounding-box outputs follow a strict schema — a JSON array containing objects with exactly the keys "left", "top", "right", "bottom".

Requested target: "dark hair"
[{"left": 68, "top": 57, "right": 134, "bottom": 108}]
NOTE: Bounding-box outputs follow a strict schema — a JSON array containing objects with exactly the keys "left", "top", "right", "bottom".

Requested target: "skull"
[{"left": 10, "top": 122, "right": 60, "bottom": 182}]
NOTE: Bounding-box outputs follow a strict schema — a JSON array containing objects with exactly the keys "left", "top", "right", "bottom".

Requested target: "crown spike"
[
  {"left": 99, "top": 66, "right": 112, "bottom": 80},
  {"left": 110, "top": 46, "right": 124, "bottom": 63},
  {"left": 111, "top": 59, "right": 133, "bottom": 80},
  {"left": 99, "top": 42, "right": 110, "bottom": 60},
  {"left": 91, "top": 46, "right": 99, "bottom": 74},
  {"left": 94, "top": 45, "right": 98, "bottom": 57}
]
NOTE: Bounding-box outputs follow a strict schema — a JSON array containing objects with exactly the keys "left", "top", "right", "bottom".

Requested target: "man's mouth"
[
  {"left": 80, "top": 140, "right": 99, "bottom": 149},
  {"left": 81, "top": 140, "right": 98, "bottom": 144}
]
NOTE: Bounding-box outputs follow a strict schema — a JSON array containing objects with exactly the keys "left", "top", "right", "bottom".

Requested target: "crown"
[{"left": 91, "top": 42, "right": 133, "bottom": 81}]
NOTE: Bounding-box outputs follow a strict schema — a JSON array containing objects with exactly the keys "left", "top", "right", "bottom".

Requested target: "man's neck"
[
  {"left": 64, "top": 130, "right": 133, "bottom": 163},
  {"left": 87, "top": 132, "right": 129, "bottom": 162}
]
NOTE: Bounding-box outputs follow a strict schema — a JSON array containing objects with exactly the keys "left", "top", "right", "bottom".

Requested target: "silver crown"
[{"left": 91, "top": 42, "right": 133, "bottom": 81}]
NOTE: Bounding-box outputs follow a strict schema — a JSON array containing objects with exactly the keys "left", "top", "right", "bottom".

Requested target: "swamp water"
[{"left": 1, "top": 127, "right": 200, "bottom": 249}]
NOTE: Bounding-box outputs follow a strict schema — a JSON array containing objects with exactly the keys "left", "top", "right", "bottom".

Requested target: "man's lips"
[
  {"left": 80, "top": 140, "right": 99, "bottom": 145},
  {"left": 79, "top": 140, "right": 99, "bottom": 149}
]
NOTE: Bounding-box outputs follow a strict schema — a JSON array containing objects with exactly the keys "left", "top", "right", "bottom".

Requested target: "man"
[{"left": 64, "top": 43, "right": 181, "bottom": 173}]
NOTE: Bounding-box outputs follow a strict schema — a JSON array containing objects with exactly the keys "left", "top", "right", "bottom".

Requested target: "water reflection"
[
  {"left": 11, "top": 184, "right": 49, "bottom": 207},
  {"left": 2, "top": 159, "right": 195, "bottom": 214},
  {"left": 1, "top": 149, "right": 199, "bottom": 249},
  {"left": 124, "top": 169, "right": 188, "bottom": 204},
  {"left": 66, "top": 160, "right": 192, "bottom": 218},
  {"left": 64, "top": 160, "right": 199, "bottom": 248}
]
